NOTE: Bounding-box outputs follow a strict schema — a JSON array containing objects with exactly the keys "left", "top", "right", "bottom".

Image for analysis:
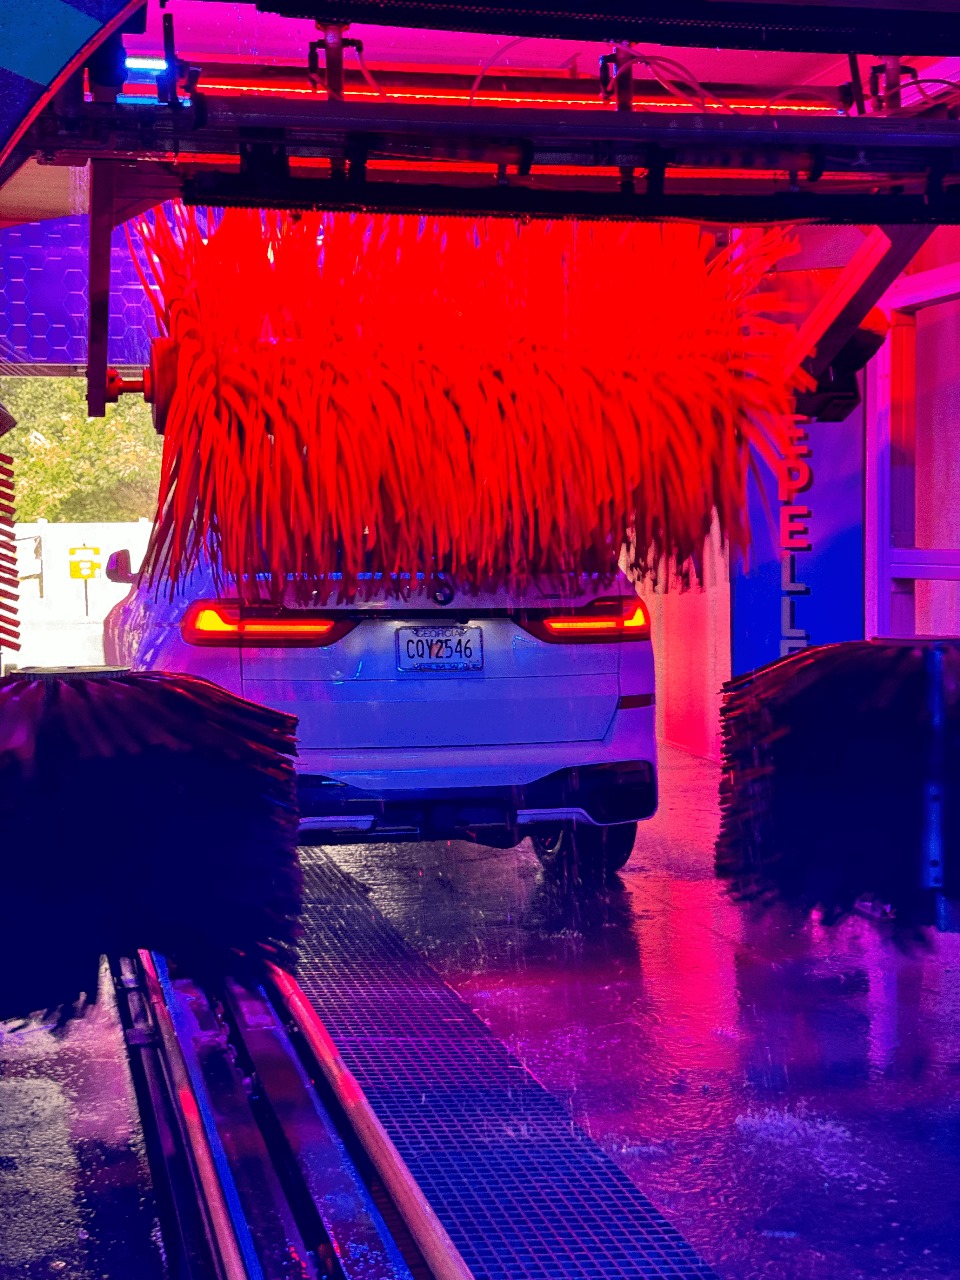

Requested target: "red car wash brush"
[
  {"left": 716, "top": 640, "right": 960, "bottom": 932},
  {"left": 0, "top": 670, "right": 301, "bottom": 1022},
  {"left": 129, "top": 207, "right": 804, "bottom": 601}
]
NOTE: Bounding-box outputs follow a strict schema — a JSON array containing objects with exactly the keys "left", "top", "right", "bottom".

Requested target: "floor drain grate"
[{"left": 296, "top": 852, "right": 718, "bottom": 1280}]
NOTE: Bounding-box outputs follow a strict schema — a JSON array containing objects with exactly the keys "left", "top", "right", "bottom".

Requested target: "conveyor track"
[
  {"left": 113, "top": 952, "right": 464, "bottom": 1280},
  {"left": 109, "top": 847, "right": 719, "bottom": 1280}
]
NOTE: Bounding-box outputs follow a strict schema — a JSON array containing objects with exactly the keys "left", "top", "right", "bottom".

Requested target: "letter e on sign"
[{"left": 779, "top": 506, "right": 811, "bottom": 552}]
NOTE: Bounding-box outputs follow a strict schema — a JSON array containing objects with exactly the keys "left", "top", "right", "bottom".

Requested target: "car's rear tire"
[{"left": 531, "top": 822, "right": 637, "bottom": 884}]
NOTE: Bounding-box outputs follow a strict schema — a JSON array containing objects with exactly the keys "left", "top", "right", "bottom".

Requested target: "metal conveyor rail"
[{"left": 113, "top": 952, "right": 474, "bottom": 1280}]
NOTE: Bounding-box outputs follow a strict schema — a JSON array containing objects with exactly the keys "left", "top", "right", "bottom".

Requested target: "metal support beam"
[
  {"left": 34, "top": 98, "right": 960, "bottom": 175},
  {"left": 181, "top": 174, "right": 960, "bottom": 225},
  {"left": 785, "top": 225, "right": 933, "bottom": 381},
  {"left": 83, "top": 160, "right": 180, "bottom": 417},
  {"left": 322, "top": 25, "right": 346, "bottom": 102},
  {"left": 883, "top": 57, "right": 902, "bottom": 114},
  {"left": 614, "top": 43, "right": 634, "bottom": 196},
  {"left": 86, "top": 159, "right": 116, "bottom": 418},
  {"left": 882, "top": 261, "right": 960, "bottom": 313},
  {"left": 30, "top": 95, "right": 960, "bottom": 226}
]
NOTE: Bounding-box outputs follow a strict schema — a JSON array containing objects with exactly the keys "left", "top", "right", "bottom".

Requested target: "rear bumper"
[
  {"left": 294, "top": 704, "right": 656, "bottom": 792},
  {"left": 297, "top": 759, "right": 658, "bottom": 842}
]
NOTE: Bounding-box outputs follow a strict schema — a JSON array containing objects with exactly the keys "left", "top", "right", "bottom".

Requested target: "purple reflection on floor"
[
  {"left": 0, "top": 965, "right": 164, "bottom": 1280},
  {"left": 330, "top": 745, "right": 960, "bottom": 1280}
]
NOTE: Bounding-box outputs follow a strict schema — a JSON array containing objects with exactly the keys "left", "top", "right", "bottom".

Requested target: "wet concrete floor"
[
  {"left": 327, "top": 744, "right": 960, "bottom": 1280},
  {"left": 0, "top": 965, "right": 164, "bottom": 1280}
]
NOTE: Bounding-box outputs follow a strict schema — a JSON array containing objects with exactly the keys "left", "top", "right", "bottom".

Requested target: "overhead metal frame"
[
  {"left": 12, "top": 6, "right": 960, "bottom": 411},
  {"left": 85, "top": 158, "right": 181, "bottom": 416},
  {"left": 26, "top": 95, "right": 960, "bottom": 224}
]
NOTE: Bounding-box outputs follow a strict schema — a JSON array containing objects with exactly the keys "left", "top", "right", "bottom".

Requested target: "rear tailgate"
[{"left": 239, "top": 577, "right": 622, "bottom": 749}]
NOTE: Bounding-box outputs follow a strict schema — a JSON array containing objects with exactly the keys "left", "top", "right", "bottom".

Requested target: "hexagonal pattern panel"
[{"left": 0, "top": 216, "right": 156, "bottom": 367}]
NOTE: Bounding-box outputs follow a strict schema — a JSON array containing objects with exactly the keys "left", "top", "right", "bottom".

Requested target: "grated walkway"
[{"left": 297, "top": 851, "right": 718, "bottom": 1280}]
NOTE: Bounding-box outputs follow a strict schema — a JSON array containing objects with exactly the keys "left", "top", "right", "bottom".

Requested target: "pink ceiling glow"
[{"left": 123, "top": 0, "right": 854, "bottom": 85}]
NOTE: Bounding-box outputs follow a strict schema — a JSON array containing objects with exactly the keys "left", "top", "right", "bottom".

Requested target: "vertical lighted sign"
[
  {"left": 780, "top": 422, "right": 812, "bottom": 657},
  {"left": 731, "top": 407, "right": 864, "bottom": 676}
]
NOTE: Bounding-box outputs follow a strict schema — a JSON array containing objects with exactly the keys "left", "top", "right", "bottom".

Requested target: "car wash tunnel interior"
[{"left": 6, "top": 2, "right": 960, "bottom": 1279}]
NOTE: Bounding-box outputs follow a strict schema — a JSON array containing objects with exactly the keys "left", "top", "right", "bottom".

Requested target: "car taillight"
[
  {"left": 181, "top": 601, "right": 357, "bottom": 647},
  {"left": 516, "top": 597, "right": 650, "bottom": 644}
]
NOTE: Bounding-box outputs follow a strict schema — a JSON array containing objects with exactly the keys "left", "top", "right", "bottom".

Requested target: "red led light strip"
[
  {"left": 0, "top": 453, "right": 20, "bottom": 654},
  {"left": 193, "top": 80, "right": 835, "bottom": 115}
]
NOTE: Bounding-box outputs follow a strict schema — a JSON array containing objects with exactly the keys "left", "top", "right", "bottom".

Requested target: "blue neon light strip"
[{"left": 125, "top": 57, "right": 167, "bottom": 72}]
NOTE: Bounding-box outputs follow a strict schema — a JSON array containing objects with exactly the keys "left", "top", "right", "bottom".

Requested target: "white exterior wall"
[{"left": 2, "top": 520, "right": 151, "bottom": 671}]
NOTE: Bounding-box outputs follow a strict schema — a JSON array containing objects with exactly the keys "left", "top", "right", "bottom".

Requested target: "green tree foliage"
[{"left": 0, "top": 377, "right": 163, "bottom": 522}]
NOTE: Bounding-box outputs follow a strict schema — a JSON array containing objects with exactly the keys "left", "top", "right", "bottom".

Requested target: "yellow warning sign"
[{"left": 69, "top": 546, "right": 101, "bottom": 580}]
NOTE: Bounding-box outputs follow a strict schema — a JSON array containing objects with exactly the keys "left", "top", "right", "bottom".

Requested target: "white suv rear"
[{"left": 104, "top": 564, "right": 657, "bottom": 880}]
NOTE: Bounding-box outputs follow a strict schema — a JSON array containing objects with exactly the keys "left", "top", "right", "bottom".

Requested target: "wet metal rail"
[{"left": 113, "top": 951, "right": 471, "bottom": 1280}]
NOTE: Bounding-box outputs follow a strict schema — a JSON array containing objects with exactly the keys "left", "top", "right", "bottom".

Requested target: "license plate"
[{"left": 396, "top": 625, "right": 483, "bottom": 672}]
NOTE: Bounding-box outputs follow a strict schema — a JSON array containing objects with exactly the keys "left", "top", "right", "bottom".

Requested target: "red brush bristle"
[
  {"left": 0, "top": 452, "right": 20, "bottom": 653},
  {"left": 131, "top": 207, "right": 805, "bottom": 600}
]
